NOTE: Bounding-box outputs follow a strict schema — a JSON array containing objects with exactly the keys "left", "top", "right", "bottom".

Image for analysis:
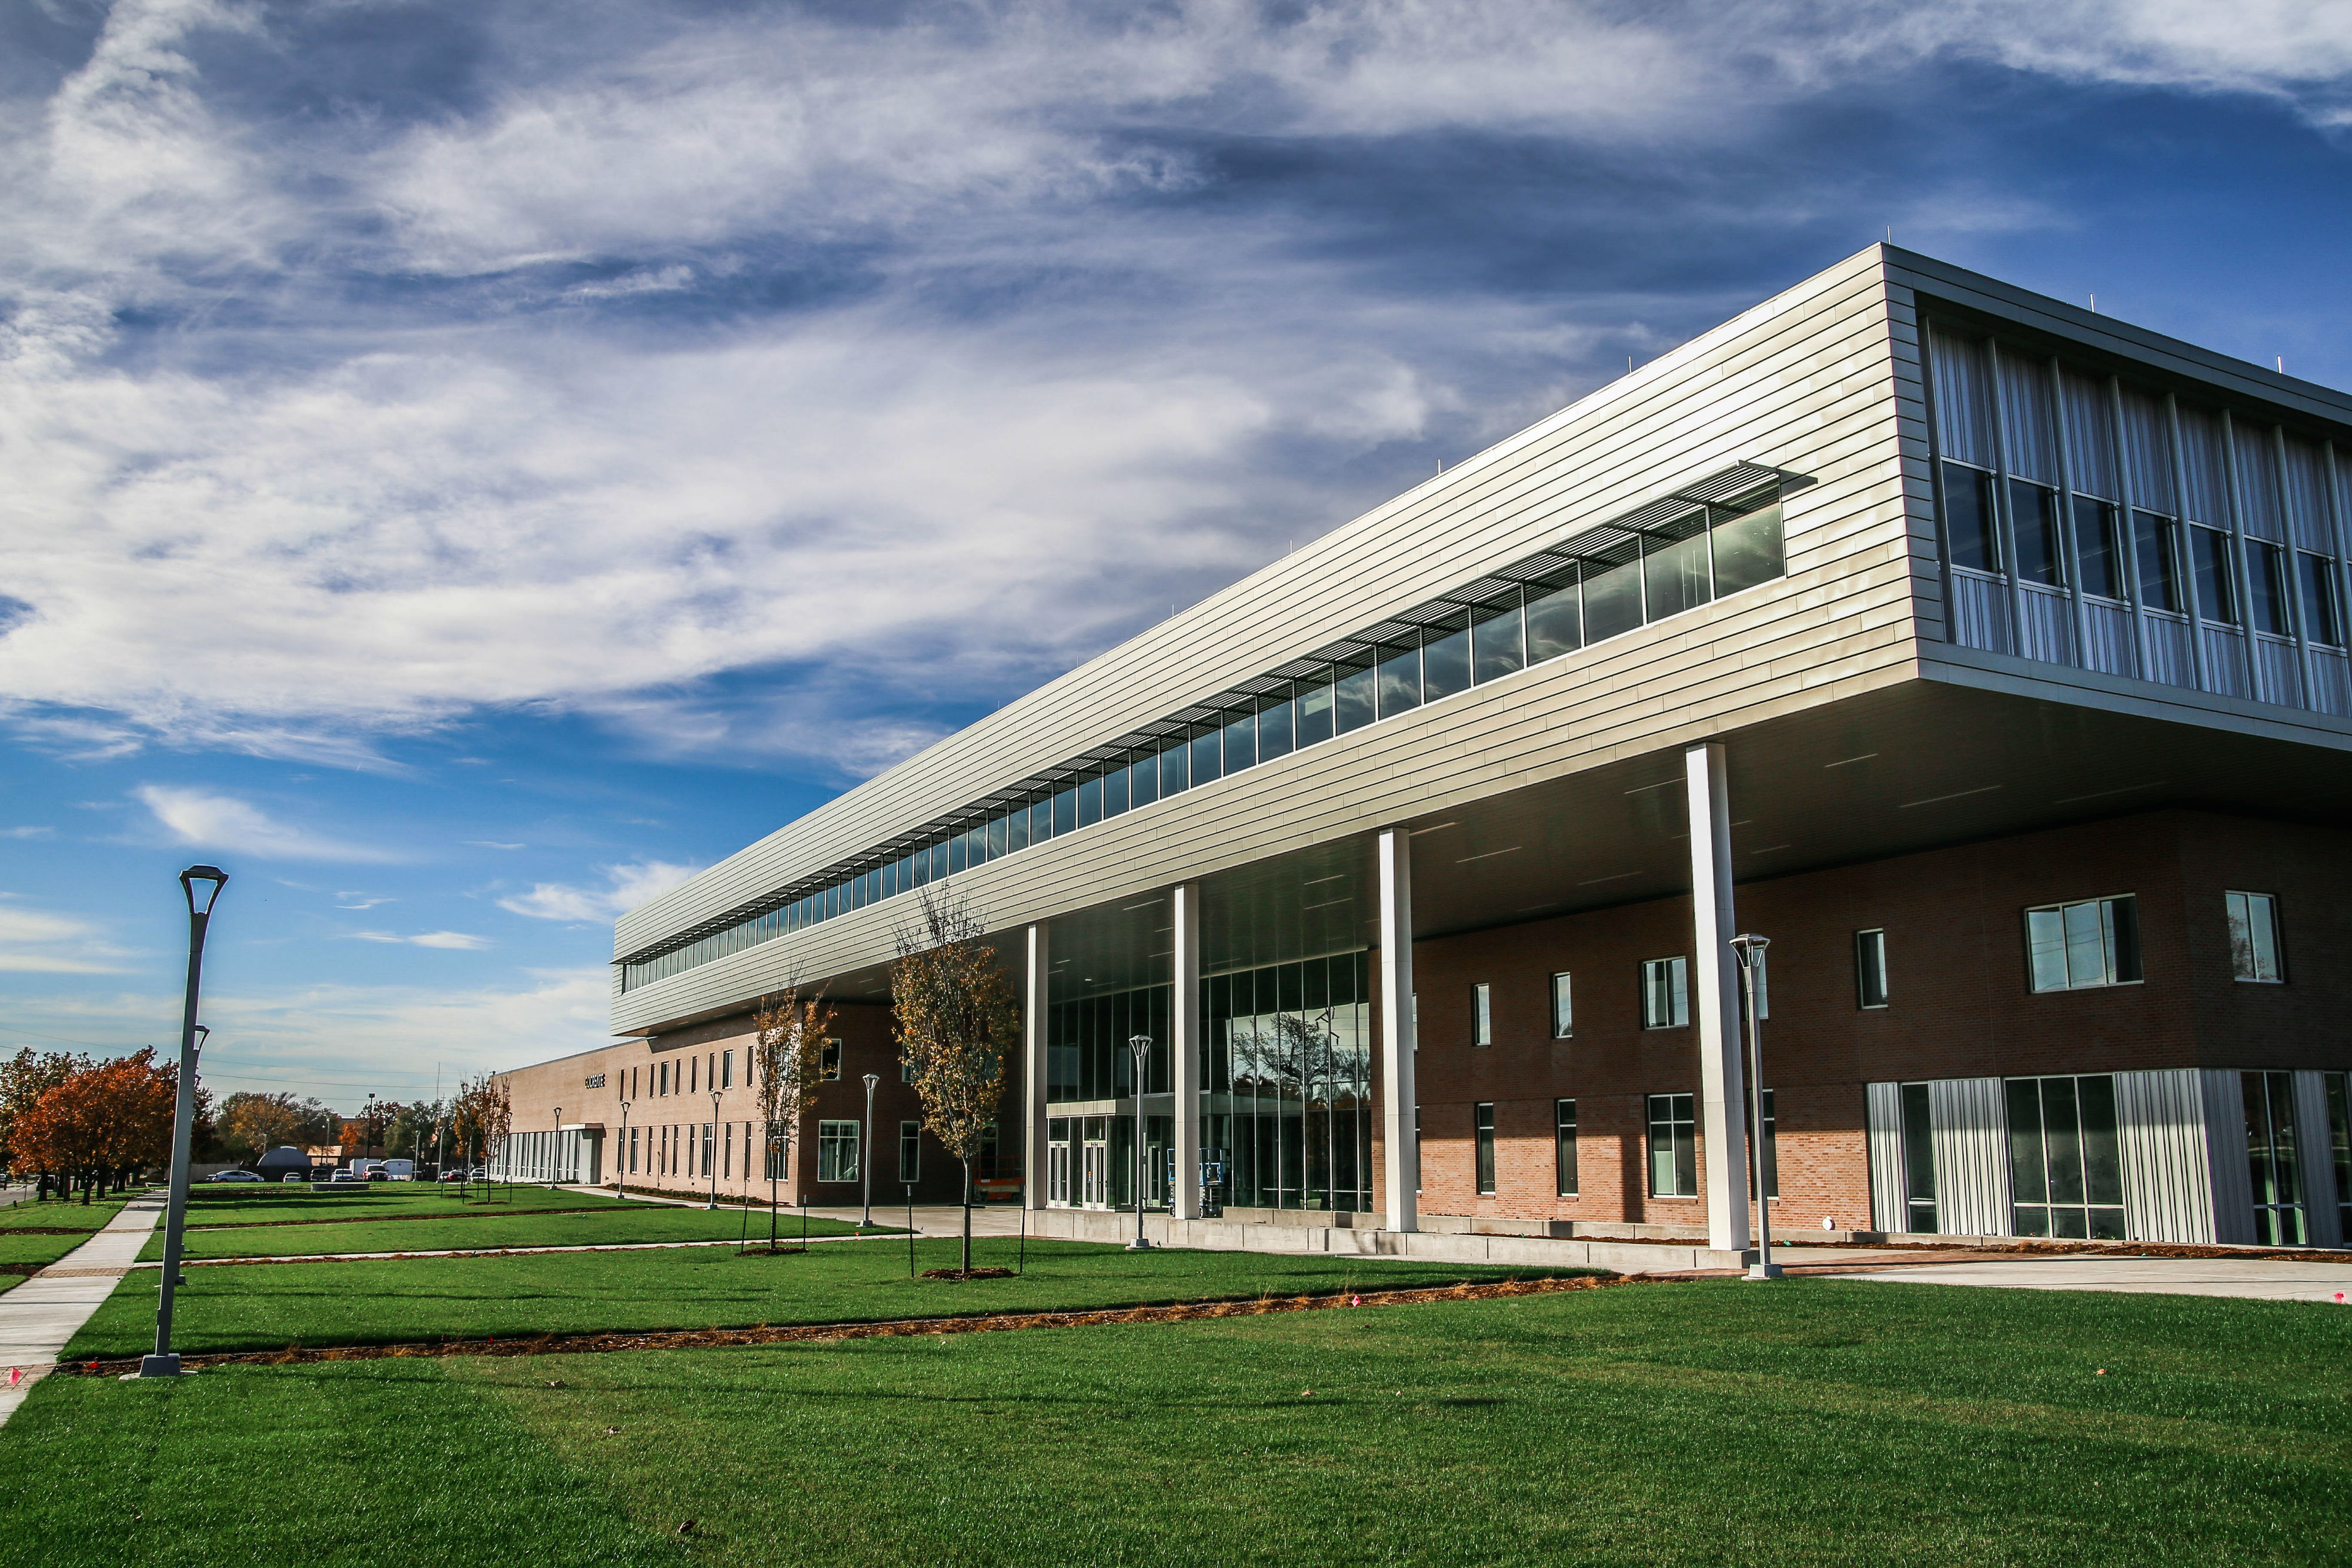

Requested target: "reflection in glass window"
[
  {"left": 1555, "top": 1099, "right": 1577, "bottom": 1196},
  {"left": 1127, "top": 755, "right": 1156, "bottom": 810},
  {"left": 1200, "top": 952, "right": 1373, "bottom": 1213},
  {"left": 1158, "top": 738, "right": 1188, "bottom": 797},
  {"left": 1900, "top": 1082, "right": 1935, "bottom": 1232},
  {"left": 2301, "top": 553, "right": 2344, "bottom": 647},
  {"left": 2006, "top": 1075, "right": 2124, "bottom": 1239},
  {"left": 1422, "top": 617, "right": 1473, "bottom": 700},
  {"left": 2249, "top": 543, "right": 2291, "bottom": 636},
  {"left": 2009, "top": 480, "right": 2064, "bottom": 586},
  {"left": 2025, "top": 895, "right": 2140, "bottom": 991},
  {"left": 1643, "top": 518, "right": 1712, "bottom": 621},
  {"left": 1523, "top": 576, "right": 1581, "bottom": 662},
  {"left": 1710, "top": 504, "right": 1785, "bottom": 596},
  {"left": 1296, "top": 676, "right": 1335, "bottom": 746},
  {"left": 1257, "top": 693, "right": 1295, "bottom": 760},
  {"left": 2226, "top": 891, "right": 2282, "bottom": 982},
  {"left": 1943, "top": 463, "right": 1999, "bottom": 572},
  {"left": 1640, "top": 956, "right": 1689, "bottom": 1028},
  {"left": 2073, "top": 497, "right": 2120, "bottom": 599},
  {"left": 1101, "top": 768, "right": 1129, "bottom": 819},
  {"left": 1855, "top": 928, "right": 1888, "bottom": 1009},
  {"left": 1077, "top": 777, "right": 1102, "bottom": 828},
  {"left": 1474, "top": 1103, "right": 1496, "bottom": 1195},
  {"left": 1648, "top": 1092, "right": 1697, "bottom": 1197},
  {"left": 1582, "top": 551, "right": 1643, "bottom": 643},
  {"left": 1222, "top": 710, "right": 1257, "bottom": 775},
  {"left": 817, "top": 1119, "right": 859, "bottom": 1183},
  {"left": 1375, "top": 642, "right": 1422, "bottom": 718},
  {"left": 2244, "top": 1070, "right": 2306, "bottom": 1245},
  {"left": 1335, "top": 660, "right": 1378, "bottom": 733},
  {"left": 1188, "top": 727, "right": 1221, "bottom": 787},
  {"left": 1549, "top": 971, "right": 1572, "bottom": 1038},
  {"left": 2133, "top": 511, "right": 2181, "bottom": 611},
  {"left": 1469, "top": 599, "right": 1524, "bottom": 683},
  {"left": 1051, "top": 788, "right": 1077, "bottom": 837},
  {"left": 2193, "top": 524, "right": 2238, "bottom": 624}
]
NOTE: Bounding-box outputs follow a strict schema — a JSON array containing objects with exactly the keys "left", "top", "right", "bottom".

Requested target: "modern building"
[{"left": 494, "top": 244, "right": 2352, "bottom": 1259}]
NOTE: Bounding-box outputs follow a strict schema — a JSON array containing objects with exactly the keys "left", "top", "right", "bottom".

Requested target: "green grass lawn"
[
  {"left": 12, "top": 1279, "right": 2350, "bottom": 1567},
  {"left": 0, "top": 1197, "right": 132, "bottom": 1292},
  {"left": 65, "top": 1238, "right": 1588, "bottom": 1358},
  {"left": 143, "top": 1193, "right": 870, "bottom": 1260},
  {"left": 177, "top": 1182, "right": 619, "bottom": 1225}
]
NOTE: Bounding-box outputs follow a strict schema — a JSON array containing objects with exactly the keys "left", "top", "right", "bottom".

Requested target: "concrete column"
[
  {"left": 1023, "top": 921, "right": 1050, "bottom": 1211},
  {"left": 1170, "top": 881, "right": 1203, "bottom": 1219},
  {"left": 1377, "top": 827, "right": 1418, "bottom": 1234},
  {"left": 1685, "top": 741, "right": 1753, "bottom": 1253}
]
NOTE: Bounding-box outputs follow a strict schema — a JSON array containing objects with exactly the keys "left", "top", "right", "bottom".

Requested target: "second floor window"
[
  {"left": 1641, "top": 957, "right": 1689, "bottom": 1029},
  {"left": 821, "top": 1039, "right": 844, "bottom": 1081},
  {"left": 1471, "top": 983, "right": 1492, "bottom": 1047},
  {"left": 1855, "top": 929, "right": 1889, "bottom": 1009},
  {"left": 2026, "top": 895, "right": 2140, "bottom": 992},
  {"left": 2226, "top": 892, "right": 2283, "bottom": 983},
  {"left": 1550, "top": 971, "right": 1573, "bottom": 1038}
]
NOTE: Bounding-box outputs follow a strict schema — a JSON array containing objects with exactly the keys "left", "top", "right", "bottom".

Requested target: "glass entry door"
[
  {"left": 1080, "top": 1117, "right": 1110, "bottom": 1208},
  {"left": 1046, "top": 1118, "right": 1071, "bottom": 1206}
]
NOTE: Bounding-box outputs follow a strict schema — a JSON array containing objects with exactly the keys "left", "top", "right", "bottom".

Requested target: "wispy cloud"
[
  {"left": 499, "top": 860, "right": 699, "bottom": 923},
  {"left": 463, "top": 841, "right": 526, "bottom": 851},
  {"left": 135, "top": 785, "right": 399, "bottom": 863},
  {"left": 0, "top": 896, "right": 135, "bottom": 974},
  {"left": 2, "top": 826, "right": 55, "bottom": 840},
  {"left": 352, "top": 930, "right": 492, "bottom": 951}
]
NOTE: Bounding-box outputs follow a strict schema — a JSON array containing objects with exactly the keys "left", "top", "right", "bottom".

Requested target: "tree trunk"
[{"left": 960, "top": 1158, "right": 973, "bottom": 1274}]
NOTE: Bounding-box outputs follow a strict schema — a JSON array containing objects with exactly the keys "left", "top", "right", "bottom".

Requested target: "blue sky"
[{"left": 4, "top": 0, "right": 2350, "bottom": 1111}]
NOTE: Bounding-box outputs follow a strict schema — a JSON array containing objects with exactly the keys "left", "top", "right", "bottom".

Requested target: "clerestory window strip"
[{"left": 620, "top": 462, "right": 1804, "bottom": 992}]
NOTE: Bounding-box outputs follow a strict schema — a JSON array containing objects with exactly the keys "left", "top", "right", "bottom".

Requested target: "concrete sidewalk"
[
  {"left": 0, "top": 1193, "right": 166, "bottom": 1428},
  {"left": 1827, "top": 1252, "right": 2352, "bottom": 1303}
]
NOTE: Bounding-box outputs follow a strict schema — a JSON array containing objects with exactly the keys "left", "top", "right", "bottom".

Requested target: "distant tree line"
[{"left": 0, "top": 1047, "right": 198, "bottom": 1203}]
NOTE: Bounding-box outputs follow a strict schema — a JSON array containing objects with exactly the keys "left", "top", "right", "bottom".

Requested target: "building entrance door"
[{"left": 1081, "top": 1119, "right": 1110, "bottom": 1208}]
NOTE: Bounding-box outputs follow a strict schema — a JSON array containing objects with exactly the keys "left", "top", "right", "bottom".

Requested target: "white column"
[
  {"left": 1686, "top": 741, "right": 1753, "bottom": 1253},
  {"left": 1377, "top": 827, "right": 1418, "bottom": 1234},
  {"left": 1170, "top": 881, "right": 1203, "bottom": 1219},
  {"left": 1024, "top": 922, "right": 1050, "bottom": 1210}
]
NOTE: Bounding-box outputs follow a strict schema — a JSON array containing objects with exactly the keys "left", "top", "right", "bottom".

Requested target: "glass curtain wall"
[
  {"left": 1204, "top": 953, "right": 1373, "bottom": 1214},
  {"left": 2006, "top": 1075, "right": 2124, "bottom": 1239},
  {"left": 2243, "top": 1070, "right": 2307, "bottom": 1246}
]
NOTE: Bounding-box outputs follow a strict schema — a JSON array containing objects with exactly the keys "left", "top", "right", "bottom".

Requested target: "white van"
[{"left": 378, "top": 1159, "right": 416, "bottom": 1181}]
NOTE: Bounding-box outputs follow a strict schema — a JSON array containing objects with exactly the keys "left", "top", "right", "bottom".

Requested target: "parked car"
[
  {"left": 328, "top": 1169, "right": 363, "bottom": 1184},
  {"left": 437, "top": 1169, "right": 469, "bottom": 1183},
  {"left": 206, "top": 1169, "right": 263, "bottom": 1183},
  {"left": 281, "top": 1173, "right": 306, "bottom": 1183}
]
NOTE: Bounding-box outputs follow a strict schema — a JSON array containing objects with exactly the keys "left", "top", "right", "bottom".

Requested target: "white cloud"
[
  {"left": 0, "top": 896, "right": 136, "bottom": 974},
  {"left": 463, "top": 841, "right": 526, "bottom": 851},
  {"left": 352, "top": 929, "right": 492, "bottom": 950},
  {"left": 134, "top": 784, "right": 399, "bottom": 862},
  {"left": 498, "top": 860, "right": 699, "bottom": 923},
  {"left": 1, "top": 826, "right": 54, "bottom": 839}
]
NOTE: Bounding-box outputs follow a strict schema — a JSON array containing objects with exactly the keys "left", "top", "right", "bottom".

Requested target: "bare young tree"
[
  {"left": 750, "top": 984, "right": 831, "bottom": 1252},
  {"left": 891, "top": 886, "right": 1020, "bottom": 1275},
  {"left": 452, "top": 1075, "right": 512, "bottom": 1201}
]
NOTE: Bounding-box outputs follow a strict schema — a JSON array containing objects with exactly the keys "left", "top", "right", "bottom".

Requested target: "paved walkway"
[
  {"left": 0, "top": 1194, "right": 166, "bottom": 1427},
  {"left": 1825, "top": 1252, "right": 2352, "bottom": 1303}
]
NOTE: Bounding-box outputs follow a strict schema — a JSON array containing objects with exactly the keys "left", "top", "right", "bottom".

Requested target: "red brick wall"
[{"left": 1388, "top": 808, "right": 2352, "bottom": 1231}]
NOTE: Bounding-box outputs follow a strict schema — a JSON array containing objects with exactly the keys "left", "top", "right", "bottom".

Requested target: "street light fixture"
[
  {"left": 860, "top": 1073, "right": 880, "bottom": 1231},
  {"left": 1728, "top": 933, "right": 1781, "bottom": 1281},
  {"left": 706, "top": 1089, "right": 722, "bottom": 1210},
  {"left": 550, "top": 1106, "right": 563, "bottom": 1190},
  {"left": 616, "top": 1099, "right": 631, "bottom": 1192},
  {"left": 145, "top": 864, "right": 226, "bottom": 1379},
  {"left": 1125, "top": 1034, "right": 1154, "bottom": 1251}
]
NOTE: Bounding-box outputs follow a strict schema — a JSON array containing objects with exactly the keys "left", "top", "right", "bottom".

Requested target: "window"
[
  {"left": 2006, "top": 1075, "right": 2124, "bottom": 1239},
  {"left": 2009, "top": 480, "right": 2064, "bottom": 585},
  {"left": 1648, "top": 1094, "right": 1697, "bottom": 1197},
  {"left": 627, "top": 1125, "right": 638, "bottom": 1175},
  {"left": 2226, "top": 891, "right": 2283, "bottom": 983},
  {"left": 1474, "top": 1104, "right": 1496, "bottom": 1196},
  {"left": 720, "top": 1049, "right": 733, "bottom": 1090},
  {"left": 659, "top": 1061, "right": 669, "bottom": 1096},
  {"left": 900, "top": 1055, "right": 915, "bottom": 1084},
  {"left": 1412, "top": 1106, "right": 1422, "bottom": 1193},
  {"left": 817, "top": 1120, "right": 860, "bottom": 1183},
  {"left": 898, "top": 1121, "right": 921, "bottom": 1183},
  {"left": 2243, "top": 1071, "right": 2306, "bottom": 1246},
  {"left": 1471, "top": 983, "right": 1492, "bottom": 1047},
  {"left": 700, "top": 1122, "right": 714, "bottom": 1176},
  {"left": 820, "top": 1039, "right": 843, "bottom": 1081},
  {"left": 2025, "top": 895, "right": 2140, "bottom": 991},
  {"left": 2193, "top": 524, "right": 2239, "bottom": 624},
  {"left": 2249, "top": 542, "right": 2293, "bottom": 637},
  {"left": 1943, "top": 463, "right": 1999, "bottom": 572},
  {"left": 2133, "top": 511, "right": 2181, "bottom": 611},
  {"left": 1549, "top": 971, "right": 1573, "bottom": 1038},
  {"left": 1641, "top": 957, "right": 1689, "bottom": 1029},
  {"left": 2300, "top": 551, "right": 2344, "bottom": 647},
  {"left": 1554, "top": 1099, "right": 1578, "bottom": 1196},
  {"left": 2072, "top": 497, "right": 2120, "bottom": 599},
  {"left": 723, "top": 1121, "right": 731, "bottom": 1179},
  {"left": 1855, "top": 929, "right": 1889, "bottom": 1009},
  {"left": 1900, "top": 1082, "right": 1936, "bottom": 1233}
]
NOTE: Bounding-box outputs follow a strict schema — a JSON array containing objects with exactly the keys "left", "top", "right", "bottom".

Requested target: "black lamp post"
[
  {"left": 144, "top": 864, "right": 226, "bottom": 1379},
  {"left": 1729, "top": 932, "right": 1782, "bottom": 1280},
  {"left": 1125, "top": 1034, "right": 1154, "bottom": 1251}
]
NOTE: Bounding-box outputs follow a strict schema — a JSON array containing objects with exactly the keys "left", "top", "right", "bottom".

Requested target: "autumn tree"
[
  {"left": 452, "top": 1075, "right": 512, "bottom": 1196},
  {"left": 0, "top": 1048, "right": 87, "bottom": 1191},
  {"left": 12, "top": 1051, "right": 186, "bottom": 1203},
  {"left": 751, "top": 983, "right": 831, "bottom": 1250},
  {"left": 892, "top": 887, "right": 1020, "bottom": 1275},
  {"left": 216, "top": 1092, "right": 335, "bottom": 1165}
]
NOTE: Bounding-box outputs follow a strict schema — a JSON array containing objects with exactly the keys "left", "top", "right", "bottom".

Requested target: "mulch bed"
[
  {"left": 920, "top": 1267, "right": 1015, "bottom": 1280},
  {"left": 56, "top": 1273, "right": 1635, "bottom": 1377},
  {"left": 183, "top": 1205, "right": 628, "bottom": 1232},
  {"left": 0, "top": 1225, "right": 110, "bottom": 1236},
  {"left": 0, "top": 1262, "right": 46, "bottom": 1277}
]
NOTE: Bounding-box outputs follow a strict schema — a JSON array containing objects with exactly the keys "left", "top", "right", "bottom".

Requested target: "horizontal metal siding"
[
  {"left": 1865, "top": 1081, "right": 1906, "bottom": 1233},
  {"left": 2114, "top": 1068, "right": 2216, "bottom": 1245},
  {"left": 617, "top": 249, "right": 1913, "bottom": 956},
  {"left": 1927, "top": 1076, "right": 2010, "bottom": 1236}
]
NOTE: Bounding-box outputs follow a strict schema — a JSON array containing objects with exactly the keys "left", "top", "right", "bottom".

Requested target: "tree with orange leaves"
[{"left": 12, "top": 1050, "right": 191, "bottom": 1205}]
